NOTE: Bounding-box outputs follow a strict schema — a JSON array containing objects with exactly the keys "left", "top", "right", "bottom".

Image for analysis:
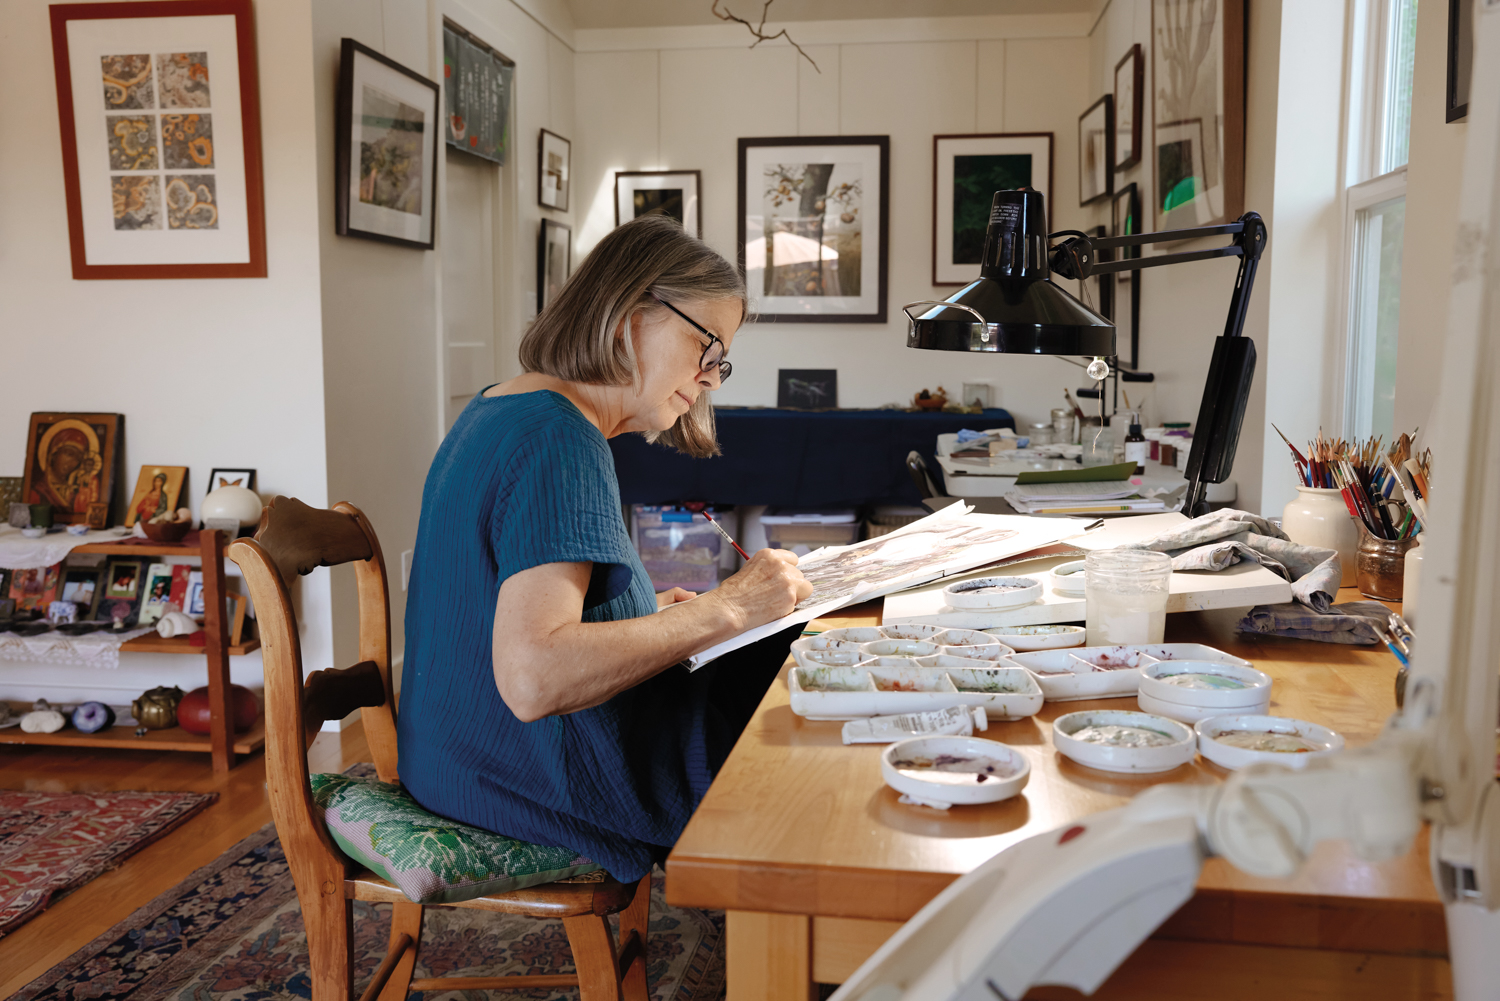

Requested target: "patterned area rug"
[
  {"left": 0, "top": 789, "right": 218, "bottom": 937},
  {"left": 16, "top": 822, "right": 726, "bottom": 1001}
]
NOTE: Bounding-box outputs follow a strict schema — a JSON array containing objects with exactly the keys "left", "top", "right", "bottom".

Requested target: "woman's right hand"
[{"left": 711, "top": 548, "right": 814, "bottom": 630}]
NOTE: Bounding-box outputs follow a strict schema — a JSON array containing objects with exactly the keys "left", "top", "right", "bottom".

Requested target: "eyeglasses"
[{"left": 651, "top": 293, "right": 732, "bottom": 383}]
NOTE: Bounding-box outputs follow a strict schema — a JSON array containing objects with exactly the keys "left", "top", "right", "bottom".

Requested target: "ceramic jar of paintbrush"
[
  {"left": 1356, "top": 526, "right": 1418, "bottom": 601},
  {"left": 1282, "top": 487, "right": 1358, "bottom": 587}
]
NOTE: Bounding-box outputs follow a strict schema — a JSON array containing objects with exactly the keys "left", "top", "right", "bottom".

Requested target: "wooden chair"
[{"left": 230, "top": 497, "right": 650, "bottom": 1001}]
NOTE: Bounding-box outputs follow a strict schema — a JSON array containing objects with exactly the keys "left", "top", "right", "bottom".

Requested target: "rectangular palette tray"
[
  {"left": 1005, "top": 643, "right": 1253, "bottom": 702},
  {"left": 788, "top": 663, "right": 1043, "bottom": 721}
]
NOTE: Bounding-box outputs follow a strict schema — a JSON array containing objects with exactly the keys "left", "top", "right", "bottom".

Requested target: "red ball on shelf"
[{"left": 176, "top": 684, "right": 259, "bottom": 735}]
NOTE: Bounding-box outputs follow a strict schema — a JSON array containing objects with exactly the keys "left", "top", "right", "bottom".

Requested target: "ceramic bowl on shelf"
[
  {"left": 1195, "top": 714, "right": 1344, "bottom": 771},
  {"left": 881, "top": 735, "right": 1030, "bottom": 807},
  {"left": 141, "top": 519, "right": 192, "bottom": 542},
  {"left": 983, "top": 624, "right": 1086, "bottom": 651},
  {"left": 942, "top": 576, "right": 1042, "bottom": 611},
  {"left": 1051, "top": 709, "right": 1196, "bottom": 773}
]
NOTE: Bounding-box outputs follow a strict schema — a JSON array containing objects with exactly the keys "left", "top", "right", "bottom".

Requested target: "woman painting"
[{"left": 399, "top": 216, "right": 811, "bottom": 883}]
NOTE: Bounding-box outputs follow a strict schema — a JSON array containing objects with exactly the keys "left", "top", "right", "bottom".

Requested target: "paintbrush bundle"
[{"left": 1274, "top": 426, "right": 1428, "bottom": 541}]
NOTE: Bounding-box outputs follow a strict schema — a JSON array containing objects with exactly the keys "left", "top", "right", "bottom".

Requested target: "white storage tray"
[
  {"left": 1005, "top": 643, "right": 1253, "bottom": 702},
  {"left": 789, "top": 662, "right": 1043, "bottom": 721}
]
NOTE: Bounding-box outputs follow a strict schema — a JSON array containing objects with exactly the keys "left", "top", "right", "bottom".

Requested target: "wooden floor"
[{"left": 0, "top": 725, "right": 371, "bottom": 998}]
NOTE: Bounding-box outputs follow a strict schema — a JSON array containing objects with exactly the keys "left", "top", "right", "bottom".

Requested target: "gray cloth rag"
[{"left": 1237, "top": 600, "right": 1392, "bottom": 645}]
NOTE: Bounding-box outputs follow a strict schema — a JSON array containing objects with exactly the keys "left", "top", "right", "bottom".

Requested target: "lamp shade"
[{"left": 907, "top": 189, "right": 1115, "bottom": 357}]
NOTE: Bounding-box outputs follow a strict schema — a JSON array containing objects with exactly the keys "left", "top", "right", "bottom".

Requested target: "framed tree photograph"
[
  {"left": 22, "top": 412, "right": 123, "bottom": 528},
  {"left": 932, "top": 133, "right": 1053, "bottom": 286},
  {"left": 615, "top": 170, "right": 701, "bottom": 237},
  {"left": 537, "top": 218, "right": 571, "bottom": 311},
  {"left": 538, "top": 129, "right": 571, "bottom": 210},
  {"left": 335, "top": 38, "right": 439, "bottom": 249},
  {"left": 1078, "top": 95, "right": 1114, "bottom": 205},
  {"left": 1114, "top": 44, "right": 1144, "bottom": 171},
  {"left": 1151, "top": 0, "right": 1245, "bottom": 229},
  {"left": 1112, "top": 182, "right": 1143, "bottom": 369},
  {"left": 48, "top": 0, "right": 267, "bottom": 279},
  {"left": 738, "top": 135, "right": 889, "bottom": 323}
]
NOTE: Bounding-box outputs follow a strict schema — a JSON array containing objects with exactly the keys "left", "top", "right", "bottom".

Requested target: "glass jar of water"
[{"left": 1085, "top": 549, "right": 1172, "bottom": 645}]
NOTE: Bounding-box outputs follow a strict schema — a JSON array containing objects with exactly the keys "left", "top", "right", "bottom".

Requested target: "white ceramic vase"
[{"left": 1282, "top": 486, "right": 1358, "bottom": 587}]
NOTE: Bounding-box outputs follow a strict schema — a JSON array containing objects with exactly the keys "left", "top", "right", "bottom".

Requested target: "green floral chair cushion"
[{"left": 309, "top": 772, "right": 599, "bottom": 905}]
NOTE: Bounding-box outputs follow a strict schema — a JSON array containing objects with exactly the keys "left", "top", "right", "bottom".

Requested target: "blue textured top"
[{"left": 398, "top": 390, "right": 722, "bottom": 881}]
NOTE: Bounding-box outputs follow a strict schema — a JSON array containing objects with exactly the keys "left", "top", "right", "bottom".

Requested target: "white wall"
[{"left": 0, "top": 0, "right": 330, "bottom": 704}]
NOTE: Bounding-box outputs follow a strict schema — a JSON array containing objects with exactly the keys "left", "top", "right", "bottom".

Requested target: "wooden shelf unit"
[
  {"left": 0, "top": 717, "right": 264, "bottom": 755},
  {"left": 118, "top": 634, "right": 260, "bottom": 657}
]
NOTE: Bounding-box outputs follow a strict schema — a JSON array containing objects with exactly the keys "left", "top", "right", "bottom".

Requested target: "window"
[{"left": 1340, "top": 0, "right": 1417, "bottom": 442}]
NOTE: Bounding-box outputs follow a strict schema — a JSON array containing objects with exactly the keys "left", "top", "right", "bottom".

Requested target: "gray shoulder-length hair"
[{"left": 518, "top": 214, "right": 746, "bottom": 458}]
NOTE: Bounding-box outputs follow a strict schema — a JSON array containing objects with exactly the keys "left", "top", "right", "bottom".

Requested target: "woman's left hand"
[{"left": 656, "top": 587, "right": 697, "bottom": 608}]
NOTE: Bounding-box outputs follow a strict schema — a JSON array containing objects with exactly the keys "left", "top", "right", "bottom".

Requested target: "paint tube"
[{"left": 841, "top": 706, "right": 989, "bottom": 745}]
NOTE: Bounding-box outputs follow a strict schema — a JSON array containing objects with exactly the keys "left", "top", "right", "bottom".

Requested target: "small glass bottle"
[{"left": 1124, "top": 423, "right": 1147, "bottom": 474}]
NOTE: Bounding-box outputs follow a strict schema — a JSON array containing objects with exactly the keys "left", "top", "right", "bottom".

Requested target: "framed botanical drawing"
[
  {"left": 1112, "top": 182, "right": 1143, "bottom": 369},
  {"left": 125, "top": 465, "right": 188, "bottom": 527},
  {"left": 336, "top": 39, "right": 439, "bottom": 249},
  {"left": 22, "top": 412, "right": 123, "bottom": 528},
  {"left": 1151, "top": 0, "right": 1245, "bottom": 229},
  {"left": 1078, "top": 95, "right": 1114, "bottom": 205},
  {"left": 538, "top": 129, "right": 571, "bottom": 210},
  {"left": 738, "top": 135, "right": 890, "bottom": 323},
  {"left": 615, "top": 170, "right": 702, "bottom": 237},
  {"left": 537, "top": 218, "right": 571, "bottom": 311},
  {"left": 932, "top": 133, "right": 1053, "bottom": 286},
  {"left": 1113, "top": 44, "right": 1144, "bottom": 171},
  {"left": 48, "top": 0, "right": 267, "bottom": 279}
]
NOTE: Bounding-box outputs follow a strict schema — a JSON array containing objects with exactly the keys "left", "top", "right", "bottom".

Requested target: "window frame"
[{"left": 1337, "top": 167, "right": 1408, "bottom": 437}]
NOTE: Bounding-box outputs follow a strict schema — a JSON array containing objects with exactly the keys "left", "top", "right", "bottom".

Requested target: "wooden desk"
[{"left": 665, "top": 591, "right": 1450, "bottom": 1000}]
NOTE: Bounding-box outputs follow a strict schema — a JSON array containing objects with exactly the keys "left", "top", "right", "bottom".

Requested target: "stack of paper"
[{"left": 1004, "top": 480, "right": 1168, "bottom": 515}]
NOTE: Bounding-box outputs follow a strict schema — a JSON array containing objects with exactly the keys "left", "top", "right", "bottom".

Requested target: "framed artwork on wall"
[
  {"left": 335, "top": 38, "right": 439, "bottom": 249},
  {"left": 1151, "top": 0, "right": 1245, "bottom": 229},
  {"left": 537, "top": 218, "right": 571, "bottom": 311},
  {"left": 538, "top": 128, "right": 571, "bottom": 210},
  {"left": 932, "top": 132, "right": 1053, "bottom": 286},
  {"left": 1113, "top": 44, "right": 1144, "bottom": 171},
  {"left": 125, "top": 465, "right": 188, "bottom": 527},
  {"left": 206, "top": 467, "right": 255, "bottom": 492},
  {"left": 777, "top": 369, "right": 838, "bottom": 409},
  {"left": 1447, "top": 0, "right": 1472, "bottom": 122},
  {"left": 1078, "top": 95, "right": 1114, "bottom": 205},
  {"left": 1112, "top": 182, "right": 1143, "bottom": 370},
  {"left": 48, "top": 0, "right": 267, "bottom": 279},
  {"left": 615, "top": 170, "right": 701, "bottom": 237},
  {"left": 442, "top": 20, "right": 514, "bottom": 164},
  {"left": 738, "top": 135, "right": 890, "bottom": 323},
  {"left": 22, "top": 412, "right": 123, "bottom": 528}
]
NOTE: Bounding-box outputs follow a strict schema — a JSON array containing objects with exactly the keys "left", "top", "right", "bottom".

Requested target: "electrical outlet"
[{"left": 401, "top": 549, "right": 414, "bottom": 591}]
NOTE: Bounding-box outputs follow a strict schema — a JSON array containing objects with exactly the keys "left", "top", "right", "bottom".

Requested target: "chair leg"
[
  {"left": 376, "top": 901, "right": 423, "bottom": 1001},
  {"left": 617, "top": 876, "right": 652, "bottom": 1001},
  {"left": 563, "top": 913, "right": 623, "bottom": 1001},
  {"left": 299, "top": 877, "right": 355, "bottom": 1001}
]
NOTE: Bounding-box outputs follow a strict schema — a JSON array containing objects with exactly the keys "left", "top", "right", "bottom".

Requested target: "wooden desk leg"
[
  {"left": 200, "top": 528, "right": 234, "bottom": 774},
  {"left": 726, "top": 911, "right": 815, "bottom": 1001}
]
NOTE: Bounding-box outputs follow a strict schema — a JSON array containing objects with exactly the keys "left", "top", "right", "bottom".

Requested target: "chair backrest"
[
  {"left": 906, "top": 450, "right": 939, "bottom": 499},
  {"left": 229, "top": 497, "right": 401, "bottom": 865}
]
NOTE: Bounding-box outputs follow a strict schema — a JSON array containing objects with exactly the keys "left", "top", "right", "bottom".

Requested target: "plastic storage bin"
[
  {"left": 761, "top": 509, "right": 859, "bottom": 556},
  {"left": 633, "top": 505, "right": 733, "bottom": 593}
]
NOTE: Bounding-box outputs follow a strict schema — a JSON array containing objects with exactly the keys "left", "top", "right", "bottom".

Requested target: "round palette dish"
[
  {"left": 1195, "top": 715, "right": 1344, "bottom": 770},
  {"left": 982, "top": 624, "right": 1086, "bottom": 651},
  {"left": 1050, "top": 561, "right": 1087, "bottom": 597},
  {"left": 942, "top": 576, "right": 1042, "bottom": 611},
  {"left": 1137, "top": 661, "right": 1272, "bottom": 724},
  {"left": 1051, "top": 709, "right": 1196, "bottom": 773},
  {"left": 1137, "top": 689, "right": 1270, "bottom": 725},
  {"left": 881, "top": 735, "right": 1030, "bottom": 806}
]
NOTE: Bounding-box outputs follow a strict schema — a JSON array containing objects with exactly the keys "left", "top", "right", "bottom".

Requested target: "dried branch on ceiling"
[{"left": 711, "top": 0, "right": 821, "bottom": 73}]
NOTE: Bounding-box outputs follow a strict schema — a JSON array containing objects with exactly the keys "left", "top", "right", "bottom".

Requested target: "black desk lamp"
[{"left": 904, "top": 188, "right": 1267, "bottom": 516}]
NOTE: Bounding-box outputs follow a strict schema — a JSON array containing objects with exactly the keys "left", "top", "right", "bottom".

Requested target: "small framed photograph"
[
  {"left": 105, "top": 559, "right": 143, "bottom": 600},
  {"left": 538, "top": 218, "right": 571, "bottom": 311},
  {"left": 739, "top": 135, "right": 890, "bottom": 323},
  {"left": 615, "top": 170, "right": 701, "bottom": 237},
  {"left": 1113, "top": 45, "right": 1144, "bottom": 172},
  {"left": 10, "top": 565, "right": 62, "bottom": 616},
  {"left": 932, "top": 133, "right": 1053, "bottom": 285},
  {"left": 22, "top": 413, "right": 123, "bottom": 527},
  {"left": 0, "top": 598, "right": 15, "bottom": 621},
  {"left": 61, "top": 566, "right": 106, "bottom": 620},
  {"left": 777, "top": 369, "right": 838, "bottom": 410},
  {"left": 224, "top": 589, "right": 248, "bottom": 646},
  {"left": 47, "top": 0, "right": 267, "bottom": 279},
  {"left": 125, "top": 465, "right": 188, "bottom": 527},
  {"left": 185, "top": 570, "right": 206, "bottom": 618},
  {"left": 207, "top": 467, "right": 256, "bottom": 492},
  {"left": 335, "top": 38, "right": 439, "bottom": 249},
  {"left": 1079, "top": 95, "right": 1114, "bottom": 206},
  {"left": 138, "top": 562, "right": 174, "bottom": 625},
  {"left": 1112, "top": 182, "right": 1143, "bottom": 370},
  {"left": 538, "top": 129, "right": 571, "bottom": 210}
]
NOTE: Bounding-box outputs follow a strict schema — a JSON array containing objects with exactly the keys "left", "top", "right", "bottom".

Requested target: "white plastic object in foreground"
[
  {"left": 942, "top": 576, "right": 1042, "bottom": 611},
  {"left": 1195, "top": 714, "right": 1343, "bottom": 771},
  {"left": 981, "top": 624, "right": 1085, "bottom": 650},
  {"left": 1051, "top": 709, "right": 1196, "bottom": 773},
  {"left": 843, "top": 706, "right": 988, "bottom": 744},
  {"left": 1139, "top": 689, "right": 1270, "bottom": 725},
  {"left": 881, "top": 735, "right": 1029, "bottom": 807},
  {"left": 827, "top": 783, "right": 1207, "bottom": 1001},
  {"left": 789, "top": 663, "right": 1043, "bottom": 721}
]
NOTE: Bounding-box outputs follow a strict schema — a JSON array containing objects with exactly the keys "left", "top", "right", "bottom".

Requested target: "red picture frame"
[{"left": 49, "top": 0, "right": 267, "bottom": 279}]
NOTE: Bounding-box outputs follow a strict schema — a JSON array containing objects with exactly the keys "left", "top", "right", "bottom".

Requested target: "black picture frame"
[
  {"left": 1112, "top": 182, "right": 1142, "bottom": 370},
  {"left": 931, "top": 132, "right": 1054, "bottom": 286},
  {"left": 1078, "top": 95, "right": 1115, "bottom": 205},
  {"left": 334, "top": 38, "right": 440, "bottom": 250},
  {"left": 1447, "top": 0, "right": 1471, "bottom": 122},
  {"left": 777, "top": 369, "right": 838, "bottom": 409},
  {"left": 61, "top": 566, "right": 106, "bottom": 621},
  {"left": 538, "top": 218, "right": 572, "bottom": 311},
  {"left": 1113, "top": 44, "right": 1144, "bottom": 171},
  {"left": 737, "top": 135, "right": 890, "bottom": 324},
  {"left": 614, "top": 170, "right": 702, "bottom": 237},
  {"left": 539, "top": 129, "right": 571, "bottom": 211}
]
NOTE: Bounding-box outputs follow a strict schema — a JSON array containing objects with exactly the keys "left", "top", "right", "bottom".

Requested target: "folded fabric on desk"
[{"left": 1237, "top": 600, "right": 1392, "bottom": 645}]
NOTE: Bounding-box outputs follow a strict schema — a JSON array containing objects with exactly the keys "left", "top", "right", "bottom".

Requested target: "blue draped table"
[{"left": 608, "top": 407, "right": 1015, "bottom": 508}]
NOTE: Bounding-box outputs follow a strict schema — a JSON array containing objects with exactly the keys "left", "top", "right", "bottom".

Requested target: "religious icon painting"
[
  {"left": 10, "top": 563, "right": 63, "bottom": 615},
  {"left": 125, "top": 465, "right": 188, "bottom": 527},
  {"left": 22, "top": 413, "right": 123, "bottom": 527}
]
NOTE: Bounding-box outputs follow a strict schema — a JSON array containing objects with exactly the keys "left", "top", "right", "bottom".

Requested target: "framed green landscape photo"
[{"left": 932, "top": 133, "right": 1052, "bottom": 286}]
